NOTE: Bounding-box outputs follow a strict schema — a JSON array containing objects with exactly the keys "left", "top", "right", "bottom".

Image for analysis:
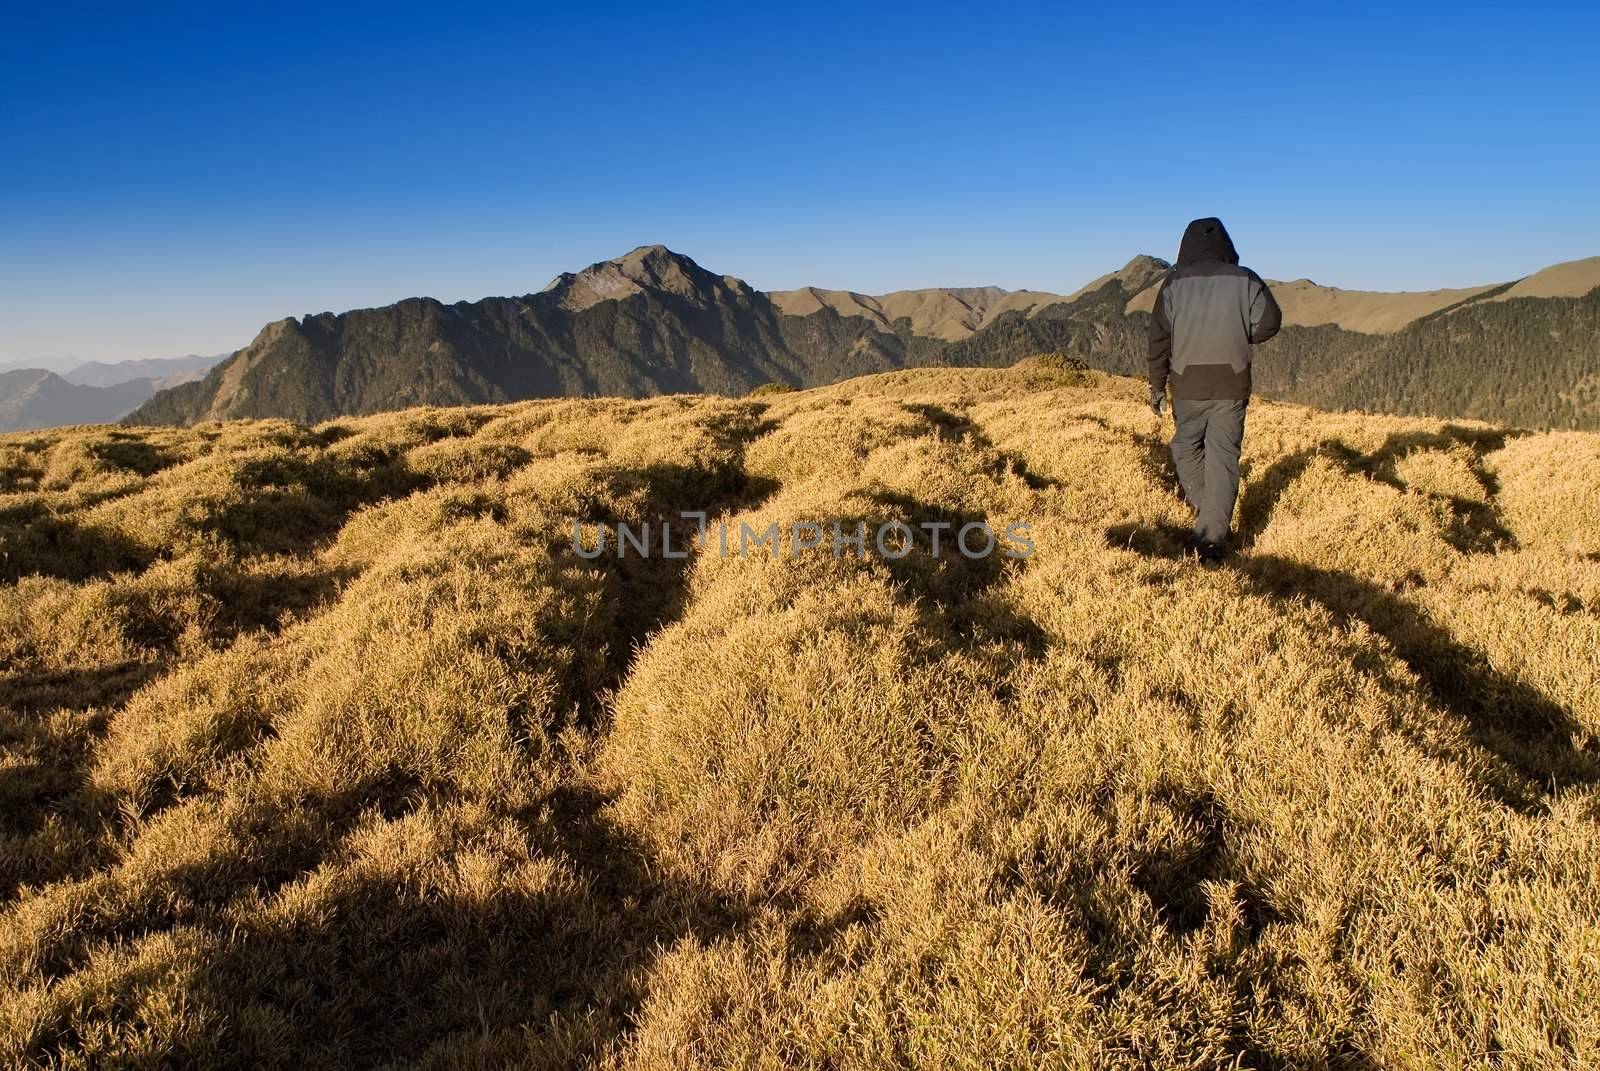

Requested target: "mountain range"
[
  {"left": 0, "top": 354, "right": 225, "bottom": 433},
  {"left": 84, "top": 247, "right": 1600, "bottom": 431}
]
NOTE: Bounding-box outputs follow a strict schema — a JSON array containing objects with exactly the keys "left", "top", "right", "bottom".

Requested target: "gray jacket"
[{"left": 1148, "top": 218, "right": 1281, "bottom": 400}]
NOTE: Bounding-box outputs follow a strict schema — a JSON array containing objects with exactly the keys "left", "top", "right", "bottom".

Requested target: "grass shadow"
[
  {"left": 1077, "top": 413, "right": 1181, "bottom": 502},
  {"left": 83, "top": 434, "right": 181, "bottom": 477},
  {"left": 0, "top": 500, "right": 157, "bottom": 583},
  {"left": 560, "top": 459, "right": 785, "bottom": 723},
  {"left": 1104, "top": 521, "right": 1195, "bottom": 562},
  {"left": 206, "top": 452, "right": 426, "bottom": 557},
  {"left": 0, "top": 659, "right": 165, "bottom": 718},
  {"left": 860, "top": 488, "right": 1047, "bottom": 667},
  {"left": 118, "top": 786, "right": 755, "bottom": 1068},
  {"left": 0, "top": 700, "right": 128, "bottom": 900},
  {"left": 203, "top": 561, "right": 355, "bottom": 639},
  {"left": 901, "top": 402, "right": 1058, "bottom": 490}
]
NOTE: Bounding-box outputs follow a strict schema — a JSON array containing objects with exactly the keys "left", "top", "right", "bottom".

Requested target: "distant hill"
[
  {"left": 0, "top": 369, "right": 158, "bottom": 432},
  {"left": 0, "top": 354, "right": 228, "bottom": 431},
  {"left": 1486, "top": 256, "right": 1600, "bottom": 301},
  {"left": 768, "top": 284, "right": 1059, "bottom": 341},
  {"left": 127, "top": 246, "right": 1600, "bottom": 430},
  {"left": 767, "top": 255, "right": 1172, "bottom": 342},
  {"left": 63, "top": 352, "right": 227, "bottom": 390}
]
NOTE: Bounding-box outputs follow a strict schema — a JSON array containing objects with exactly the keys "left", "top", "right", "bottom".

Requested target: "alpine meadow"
[{"left": 3, "top": 358, "right": 1598, "bottom": 1068}]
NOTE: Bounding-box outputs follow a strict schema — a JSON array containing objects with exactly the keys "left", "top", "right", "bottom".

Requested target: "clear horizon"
[{"left": 4, "top": 3, "right": 1597, "bottom": 364}]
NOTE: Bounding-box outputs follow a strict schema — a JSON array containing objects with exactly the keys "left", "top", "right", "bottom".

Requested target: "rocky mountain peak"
[
  {"left": 541, "top": 245, "right": 745, "bottom": 313},
  {"left": 1114, "top": 254, "right": 1171, "bottom": 292}
]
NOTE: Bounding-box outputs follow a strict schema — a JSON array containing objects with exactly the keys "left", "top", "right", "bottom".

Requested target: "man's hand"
[{"left": 1149, "top": 391, "right": 1166, "bottom": 419}]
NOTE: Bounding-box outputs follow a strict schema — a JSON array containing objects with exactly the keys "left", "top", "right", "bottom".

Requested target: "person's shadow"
[
  {"left": 1234, "top": 429, "right": 1521, "bottom": 554},
  {"left": 1103, "top": 521, "right": 1598, "bottom": 810},
  {"left": 1237, "top": 551, "right": 1596, "bottom": 806}
]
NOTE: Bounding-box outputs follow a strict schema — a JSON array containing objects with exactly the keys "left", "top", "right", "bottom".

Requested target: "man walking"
[{"left": 1148, "top": 217, "right": 1281, "bottom": 561}]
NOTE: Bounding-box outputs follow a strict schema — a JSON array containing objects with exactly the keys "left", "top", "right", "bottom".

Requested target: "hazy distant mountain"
[
  {"left": 768, "top": 284, "right": 1051, "bottom": 341},
  {"left": 0, "top": 357, "right": 78, "bottom": 375},
  {"left": 0, "top": 353, "right": 227, "bottom": 431},
  {"left": 766, "top": 256, "right": 1172, "bottom": 342},
  {"left": 0, "top": 369, "right": 158, "bottom": 432},
  {"left": 63, "top": 353, "right": 227, "bottom": 390},
  {"left": 124, "top": 246, "right": 1600, "bottom": 431}
]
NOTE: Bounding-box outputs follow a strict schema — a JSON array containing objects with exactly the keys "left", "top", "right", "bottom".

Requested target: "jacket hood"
[{"left": 1176, "top": 217, "right": 1240, "bottom": 267}]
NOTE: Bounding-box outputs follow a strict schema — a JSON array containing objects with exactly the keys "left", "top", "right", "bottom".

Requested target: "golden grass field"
[{"left": 2, "top": 359, "right": 1598, "bottom": 1069}]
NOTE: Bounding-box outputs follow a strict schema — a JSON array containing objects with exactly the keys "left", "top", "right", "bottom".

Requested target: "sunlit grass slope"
[{"left": 3, "top": 359, "right": 1598, "bottom": 1069}]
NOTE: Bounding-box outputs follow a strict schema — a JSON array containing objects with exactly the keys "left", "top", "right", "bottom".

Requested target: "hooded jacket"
[{"left": 1148, "top": 218, "right": 1281, "bottom": 400}]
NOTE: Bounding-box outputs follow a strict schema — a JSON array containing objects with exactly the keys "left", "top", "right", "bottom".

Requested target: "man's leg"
[
  {"left": 1169, "top": 399, "right": 1210, "bottom": 524},
  {"left": 1197, "top": 399, "right": 1248, "bottom": 547}
]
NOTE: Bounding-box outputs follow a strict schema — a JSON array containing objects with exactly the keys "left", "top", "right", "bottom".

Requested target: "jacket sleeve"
[
  {"left": 1147, "top": 276, "right": 1173, "bottom": 395},
  {"left": 1247, "top": 271, "right": 1281, "bottom": 344}
]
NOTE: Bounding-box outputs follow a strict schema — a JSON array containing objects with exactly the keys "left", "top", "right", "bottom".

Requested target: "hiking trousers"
[{"left": 1170, "top": 398, "right": 1248, "bottom": 546}]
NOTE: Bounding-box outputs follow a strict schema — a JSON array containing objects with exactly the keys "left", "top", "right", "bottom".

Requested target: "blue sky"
[{"left": 3, "top": 2, "right": 1597, "bottom": 363}]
